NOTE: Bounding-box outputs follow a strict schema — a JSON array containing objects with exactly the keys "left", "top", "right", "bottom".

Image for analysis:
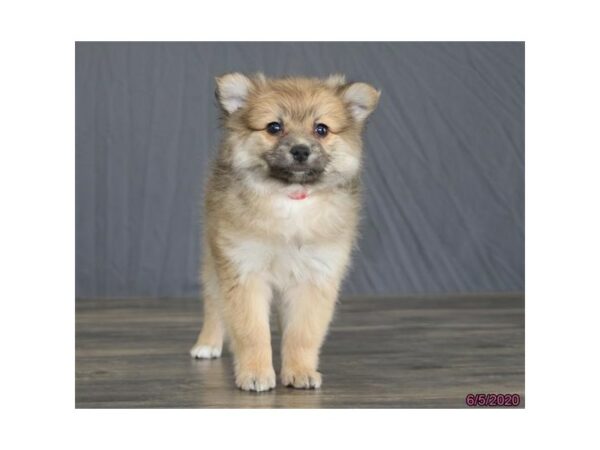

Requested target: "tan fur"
[{"left": 190, "top": 73, "right": 380, "bottom": 391}]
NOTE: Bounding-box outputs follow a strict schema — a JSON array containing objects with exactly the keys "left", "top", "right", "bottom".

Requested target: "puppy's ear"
[
  {"left": 215, "top": 73, "right": 254, "bottom": 114},
  {"left": 342, "top": 82, "right": 381, "bottom": 122}
]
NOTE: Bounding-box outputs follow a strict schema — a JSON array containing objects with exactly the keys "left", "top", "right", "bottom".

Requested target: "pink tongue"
[{"left": 288, "top": 189, "right": 308, "bottom": 200}]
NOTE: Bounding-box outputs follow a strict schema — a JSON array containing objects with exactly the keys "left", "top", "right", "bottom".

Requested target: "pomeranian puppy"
[{"left": 190, "top": 73, "right": 380, "bottom": 391}]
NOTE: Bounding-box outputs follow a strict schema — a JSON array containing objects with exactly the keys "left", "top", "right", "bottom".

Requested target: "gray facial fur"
[{"left": 262, "top": 136, "right": 330, "bottom": 184}]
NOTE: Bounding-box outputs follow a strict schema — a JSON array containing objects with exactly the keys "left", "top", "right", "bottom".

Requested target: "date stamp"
[{"left": 465, "top": 393, "right": 521, "bottom": 407}]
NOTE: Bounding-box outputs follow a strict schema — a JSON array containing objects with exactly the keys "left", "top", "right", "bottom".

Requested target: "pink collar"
[{"left": 287, "top": 188, "right": 308, "bottom": 200}]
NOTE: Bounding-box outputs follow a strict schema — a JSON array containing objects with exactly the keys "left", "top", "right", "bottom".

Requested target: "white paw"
[
  {"left": 235, "top": 369, "right": 276, "bottom": 392},
  {"left": 190, "top": 344, "right": 222, "bottom": 359},
  {"left": 281, "top": 369, "right": 322, "bottom": 389}
]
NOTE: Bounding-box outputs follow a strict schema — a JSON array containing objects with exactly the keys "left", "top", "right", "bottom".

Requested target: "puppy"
[{"left": 190, "top": 73, "right": 380, "bottom": 391}]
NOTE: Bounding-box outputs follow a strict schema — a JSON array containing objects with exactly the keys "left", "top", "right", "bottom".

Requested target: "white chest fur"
[
  {"left": 224, "top": 237, "right": 349, "bottom": 289},
  {"left": 224, "top": 192, "right": 353, "bottom": 288}
]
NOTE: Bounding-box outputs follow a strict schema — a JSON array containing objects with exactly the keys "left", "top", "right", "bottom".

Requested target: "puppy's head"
[{"left": 216, "top": 73, "right": 380, "bottom": 189}]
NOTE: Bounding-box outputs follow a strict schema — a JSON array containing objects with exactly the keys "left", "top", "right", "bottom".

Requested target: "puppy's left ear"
[
  {"left": 215, "top": 72, "right": 255, "bottom": 114},
  {"left": 342, "top": 82, "right": 381, "bottom": 122}
]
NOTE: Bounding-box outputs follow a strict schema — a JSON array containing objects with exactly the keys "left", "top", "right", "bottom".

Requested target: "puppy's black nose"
[{"left": 290, "top": 145, "right": 310, "bottom": 163}]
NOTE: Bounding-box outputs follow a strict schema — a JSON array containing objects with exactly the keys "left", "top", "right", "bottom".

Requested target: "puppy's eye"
[
  {"left": 266, "top": 122, "right": 283, "bottom": 135},
  {"left": 314, "top": 123, "right": 328, "bottom": 137}
]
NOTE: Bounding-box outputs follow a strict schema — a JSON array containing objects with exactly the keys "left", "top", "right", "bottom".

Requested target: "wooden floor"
[{"left": 76, "top": 294, "right": 524, "bottom": 408}]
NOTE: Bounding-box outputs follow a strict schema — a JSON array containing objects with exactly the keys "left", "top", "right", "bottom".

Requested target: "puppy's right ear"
[{"left": 215, "top": 73, "right": 253, "bottom": 114}]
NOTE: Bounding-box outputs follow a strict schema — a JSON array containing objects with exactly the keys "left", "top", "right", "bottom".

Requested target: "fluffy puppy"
[{"left": 190, "top": 73, "right": 380, "bottom": 391}]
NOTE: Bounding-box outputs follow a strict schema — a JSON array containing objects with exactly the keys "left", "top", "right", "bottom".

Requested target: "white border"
[{"left": 2, "top": 1, "right": 599, "bottom": 449}]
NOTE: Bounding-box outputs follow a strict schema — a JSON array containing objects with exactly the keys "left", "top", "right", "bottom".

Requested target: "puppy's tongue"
[{"left": 287, "top": 187, "right": 308, "bottom": 200}]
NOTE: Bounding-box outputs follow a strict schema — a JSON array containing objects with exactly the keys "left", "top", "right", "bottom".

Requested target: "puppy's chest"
[
  {"left": 266, "top": 196, "right": 326, "bottom": 239},
  {"left": 221, "top": 193, "right": 355, "bottom": 286},
  {"left": 225, "top": 238, "right": 348, "bottom": 287}
]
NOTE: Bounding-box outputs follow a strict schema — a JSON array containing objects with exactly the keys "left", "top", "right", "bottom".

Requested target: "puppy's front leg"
[
  {"left": 280, "top": 282, "right": 338, "bottom": 389},
  {"left": 222, "top": 274, "right": 275, "bottom": 392}
]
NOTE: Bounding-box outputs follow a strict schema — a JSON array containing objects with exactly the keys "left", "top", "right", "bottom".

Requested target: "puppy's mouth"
[{"left": 268, "top": 165, "right": 324, "bottom": 184}]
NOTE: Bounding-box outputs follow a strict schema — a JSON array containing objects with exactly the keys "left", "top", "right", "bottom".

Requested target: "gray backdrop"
[{"left": 75, "top": 42, "right": 524, "bottom": 299}]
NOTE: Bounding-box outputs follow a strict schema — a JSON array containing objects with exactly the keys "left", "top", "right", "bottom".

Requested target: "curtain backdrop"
[{"left": 76, "top": 42, "right": 524, "bottom": 299}]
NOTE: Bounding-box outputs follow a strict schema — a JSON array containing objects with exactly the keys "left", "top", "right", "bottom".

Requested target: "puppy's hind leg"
[{"left": 190, "top": 259, "right": 224, "bottom": 359}]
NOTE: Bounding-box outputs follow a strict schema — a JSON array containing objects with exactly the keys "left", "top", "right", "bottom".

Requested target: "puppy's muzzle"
[{"left": 263, "top": 141, "right": 329, "bottom": 184}]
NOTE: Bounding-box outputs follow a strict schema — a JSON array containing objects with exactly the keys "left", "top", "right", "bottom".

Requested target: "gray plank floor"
[{"left": 76, "top": 294, "right": 524, "bottom": 408}]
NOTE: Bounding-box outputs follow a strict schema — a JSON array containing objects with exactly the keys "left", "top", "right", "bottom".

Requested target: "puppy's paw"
[
  {"left": 190, "top": 343, "right": 222, "bottom": 359},
  {"left": 281, "top": 369, "right": 322, "bottom": 389},
  {"left": 235, "top": 368, "right": 276, "bottom": 392}
]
